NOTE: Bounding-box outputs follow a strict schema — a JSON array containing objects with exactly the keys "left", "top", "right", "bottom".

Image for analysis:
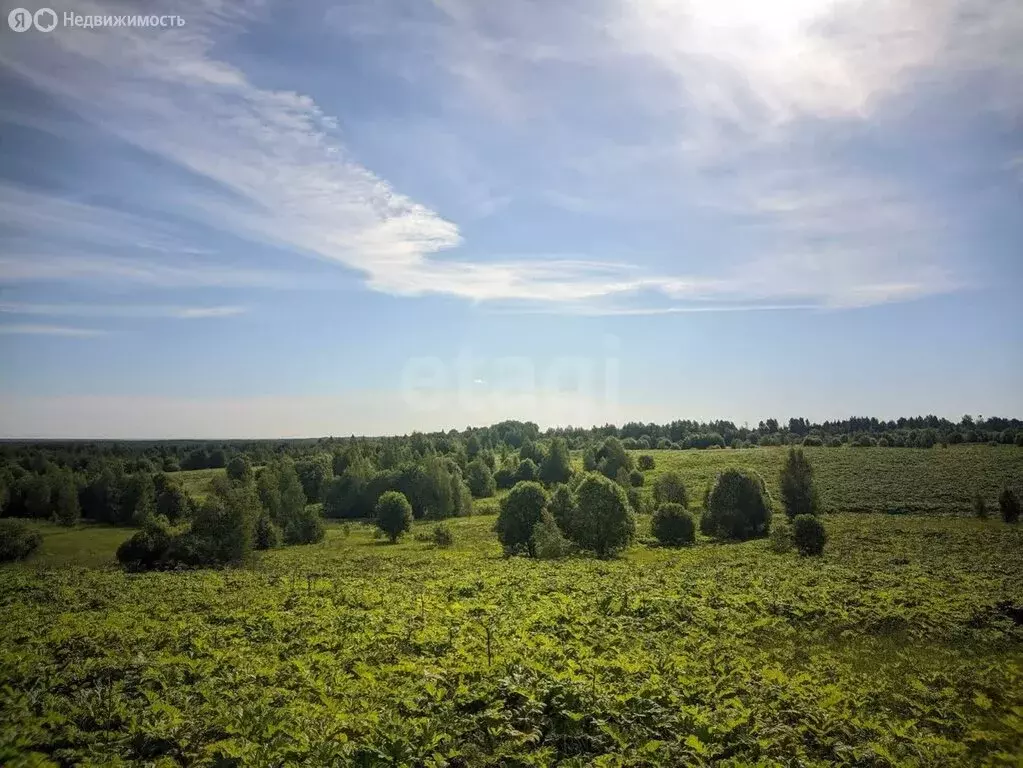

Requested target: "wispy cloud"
[
  {"left": 0, "top": 302, "right": 246, "bottom": 319},
  {"left": 0, "top": 324, "right": 106, "bottom": 337}
]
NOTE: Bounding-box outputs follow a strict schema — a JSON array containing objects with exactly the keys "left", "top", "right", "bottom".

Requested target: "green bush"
[
  {"left": 0, "top": 519, "right": 42, "bottom": 563},
  {"left": 282, "top": 504, "right": 325, "bottom": 545},
  {"left": 116, "top": 519, "right": 174, "bottom": 571},
  {"left": 466, "top": 459, "right": 496, "bottom": 498},
  {"left": 572, "top": 473, "right": 635, "bottom": 557},
  {"left": 651, "top": 503, "right": 695, "bottom": 546},
  {"left": 538, "top": 438, "right": 573, "bottom": 486},
  {"left": 779, "top": 447, "right": 820, "bottom": 520},
  {"left": 496, "top": 481, "right": 549, "bottom": 557},
  {"left": 628, "top": 470, "right": 644, "bottom": 487},
  {"left": 637, "top": 454, "right": 655, "bottom": 471},
  {"left": 375, "top": 491, "right": 413, "bottom": 543},
  {"left": 652, "top": 471, "right": 688, "bottom": 508},
  {"left": 626, "top": 487, "right": 646, "bottom": 515},
  {"left": 494, "top": 465, "right": 516, "bottom": 490},
  {"left": 549, "top": 484, "right": 578, "bottom": 540},
  {"left": 703, "top": 469, "right": 772, "bottom": 541},
  {"left": 226, "top": 455, "right": 253, "bottom": 483},
  {"left": 431, "top": 522, "right": 454, "bottom": 547},
  {"left": 792, "top": 514, "right": 827, "bottom": 556},
  {"left": 973, "top": 492, "right": 987, "bottom": 520},
  {"left": 255, "top": 513, "right": 282, "bottom": 550},
  {"left": 531, "top": 509, "right": 572, "bottom": 559},
  {"left": 769, "top": 522, "right": 794, "bottom": 553},
  {"left": 516, "top": 459, "right": 539, "bottom": 483},
  {"left": 1000, "top": 488, "right": 1020, "bottom": 524}
]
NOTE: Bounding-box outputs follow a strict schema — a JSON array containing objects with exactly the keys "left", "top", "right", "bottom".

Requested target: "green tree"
[
  {"left": 651, "top": 503, "right": 695, "bottom": 546},
  {"left": 1000, "top": 487, "right": 1021, "bottom": 524},
  {"left": 154, "top": 475, "right": 192, "bottom": 523},
  {"left": 779, "top": 447, "right": 820, "bottom": 519},
  {"left": 549, "top": 483, "right": 579, "bottom": 541},
  {"left": 496, "top": 481, "right": 549, "bottom": 557},
  {"left": 23, "top": 474, "right": 52, "bottom": 519},
  {"left": 323, "top": 457, "right": 374, "bottom": 519},
  {"left": 637, "top": 454, "right": 655, "bottom": 471},
  {"left": 973, "top": 492, "right": 987, "bottom": 519},
  {"left": 226, "top": 455, "right": 253, "bottom": 483},
  {"left": 120, "top": 473, "right": 156, "bottom": 526},
  {"left": 516, "top": 458, "right": 539, "bottom": 483},
  {"left": 652, "top": 471, "right": 688, "bottom": 508},
  {"left": 539, "top": 438, "right": 572, "bottom": 485},
  {"left": 792, "top": 514, "right": 827, "bottom": 556},
  {"left": 51, "top": 470, "right": 80, "bottom": 526},
  {"left": 703, "top": 469, "right": 772, "bottom": 541},
  {"left": 375, "top": 491, "right": 413, "bottom": 543},
  {"left": 582, "top": 447, "right": 598, "bottom": 472},
  {"left": 295, "top": 455, "right": 333, "bottom": 503},
  {"left": 597, "top": 437, "right": 633, "bottom": 480},
  {"left": 466, "top": 458, "right": 496, "bottom": 498},
  {"left": 532, "top": 508, "right": 572, "bottom": 559},
  {"left": 572, "top": 473, "right": 635, "bottom": 557}
]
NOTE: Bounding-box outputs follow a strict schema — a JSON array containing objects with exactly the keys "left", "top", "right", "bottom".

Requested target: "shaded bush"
[
  {"left": 375, "top": 491, "right": 413, "bottom": 543},
  {"left": 431, "top": 522, "right": 454, "bottom": 547},
  {"left": 226, "top": 455, "right": 252, "bottom": 483},
  {"left": 652, "top": 471, "right": 688, "bottom": 508},
  {"left": 973, "top": 492, "right": 987, "bottom": 520},
  {"left": 1000, "top": 488, "right": 1020, "bottom": 524},
  {"left": 538, "top": 438, "right": 573, "bottom": 486},
  {"left": 0, "top": 519, "right": 42, "bottom": 563},
  {"left": 628, "top": 470, "right": 644, "bottom": 487},
  {"left": 532, "top": 509, "right": 572, "bottom": 559},
  {"left": 295, "top": 455, "right": 333, "bottom": 504},
  {"left": 769, "top": 522, "right": 794, "bottom": 553},
  {"left": 792, "top": 514, "right": 827, "bottom": 556},
  {"left": 779, "top": 447, "right": 820, "bottom": 520},
  {"left": 626, "top": 487, "right": 646, "bottom": 515},
  {"left": 572, "top": 473, "right": 635, "bottom": 557},
  {"left": 549, "top": 484, "right": 578, "bottom": 541},
  {"left": 116, "top": 519, "right": 174, "bottom": 571},
  {"left": 637, "top": 454, "right": 655, "bottom": 471},
  {"left": 702, "top": 469, "right": 772, "bottom": 541},
  {"left": 494, "top": 465, "right": 516, "bottom": 490},
  {"left": 254, "top": 513, "right": 282, "bottom": 550},
  {"left": 466, "top": 459, "right": 496, "bottom": 498},
  {"left": 516, "top": 459, "right": 539, "bottom": 483},
  {"left": 496, "top": 481, "right": 548, "bottom": 557},
  {"left": 651, "top": 503, "right": 695, "bottom": 546},
  {"left": 801, "top": 436, "right": 823, "bottom": 447}
]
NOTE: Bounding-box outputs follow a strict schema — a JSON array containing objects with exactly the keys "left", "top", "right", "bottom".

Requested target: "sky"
[{"left": 0, "top": 0, "right": 1021, "bottom": 438}]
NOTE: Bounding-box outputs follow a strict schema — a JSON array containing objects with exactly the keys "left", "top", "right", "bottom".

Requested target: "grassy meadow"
[{"left": 2, "top": 444, "right": 1023, "bottom": 765}]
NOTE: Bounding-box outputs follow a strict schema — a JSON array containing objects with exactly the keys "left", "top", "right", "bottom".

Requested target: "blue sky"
[{"left": 0, "top": 0, "right": 1021, "bottom": 438}]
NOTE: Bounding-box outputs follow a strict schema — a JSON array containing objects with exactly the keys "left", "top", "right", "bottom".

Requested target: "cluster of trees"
[{"left": 116, "top": 457, "right": 324, "bottom": 570}]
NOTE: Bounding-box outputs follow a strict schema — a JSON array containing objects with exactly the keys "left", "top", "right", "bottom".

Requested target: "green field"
[
  {"left": 621, "top": 444, "right": 1023, "bottom": 514},
  {"left": 3, "top": 511, "right": 1023, "bottom": 766},
  {"left": 174, "top": 467, "right": 229, "bottom": 502}
]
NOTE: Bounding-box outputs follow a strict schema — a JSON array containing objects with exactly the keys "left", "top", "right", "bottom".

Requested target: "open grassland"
[
  {"left": 2, "top": 513, "right": 1022, "bottom": 766},
  {"left": 620, "top": 444, "right": 1023, "bottom": 514}
]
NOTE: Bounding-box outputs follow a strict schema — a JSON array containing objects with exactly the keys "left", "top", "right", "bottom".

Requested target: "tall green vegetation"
[
  {"left": 50, "top": 469, "right": 80, "bottom": 526},
  {"left": 375, "top": 491, "right": 413, "bottom": 543},
  {"left": 779, "top": 447, "right": 820, "bottom": 519},
  {"left": 792, "top": 514, "right": 827, "bottom": 556},
  {"left": 702, "top": 469, "right": 772, "bottom": 540},
  {"left": 0, "top": 519, "right": 42, "bottom": 562},
  {"left": 572, "top": 473, "right": 635, "bottom": 557},
  {"left": 226, "top": 455, "right": 253, "bottom": 483},
  {"left": 295, "top": 455, "right": 333, "bottom": 503},
  {"left": 651, "top": 503, "right": 695, "bottom": 546},
  {"left": 1000, "top": 487, "right": 1020, "bottom": 524},
  {"left": 538, "top": 438, "right": 572, "bottom": 485},
  {"left": 496, "top": 481, "right": 548, "bottom": 557},
  {"left": 652, "top": 471, "right": 688, "bottom": 508},
  {"left": 595, "top": 437, "right": 633, "bottom": 481},
  {"left": 466, "top": 459, "right": 496, "bottom": 498}
]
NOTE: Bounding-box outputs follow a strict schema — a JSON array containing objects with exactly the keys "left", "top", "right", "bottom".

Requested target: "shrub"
[
  {"left": 515, "top": 459, "right": 539, "bottom": 483},
  {"left": 185, "top": 479, "right": 259, "bottom": 565},
  {"left": 496, "top": 481, "right": 548, "bottom": 557},
  {"left": 466, "top": 459, "right": 496, "bottom": 498},
  {"left": 582, "top": 448, "right": 598, "bottom": 472},
  {"left": 637, "top": 454, "right": 655, "bottom": 471},
  {"left": 1000, "top": 488, "right": 1021, "bottom": 524},
  {"left": 282, "top": 504, "right": 325, "bottom": 545},
  {"left": 295, "top": 455, "right": 333, "bottom": 503},
  {"left": 51, "top": 470, "right": 80, "bottom": 526},
  {"left": 801, "top": 436, "right": 823, "bottom": 447},
  {"left": 827, "top": 437, "right": 843, "bottom": 448},
  {"left": 572, "top": 473, "right": 635, "bottom": 557},
  {"left": 779, "top": 447, "right": 820, "bottom": 520},
  {"left": 1015, "top": 433, "right": 1023, "bottom": 447},
  {"left": 626, "top": 487, "right": 646, "bottom": 515},
  {"left": 532, "top": 509, "right": 572, "bottom": 559},
  {"left": 0, "top": 519, "right": 42, "bottom": 563},
  {"left": 792, "top": 514, "right": 827, "bottom": 556},
  {"left": 596, "top": 437, "right": 633, "bottom": 481},
  {"left": 431, "top": 522, "right": 454, "bottom": 547},
  {"left": 651, "top": 503, "right": 695, "bottom": 546},
  {"left": 703, "top": 469, "right": 772, "bottom": 541},
  {"left": 877, "top": 437, "right": 890, "bottom": 448},
  {"left": 116, "top": 518, "right": 174, "bottom": 571},
  {"left": 769, "top": 522, "right": 794, "bottom": 553},
  {"left": 254, "top": 513, "right": 282, "bottom": 550},
  {"left": 973, "top": 492, "right": 987, "bottom": 520},
  {"left": 652, "top": 471, "right": 688, "bottom": 508},
  {"left": 226, "top": 455, "right": 252, "bottom": 483},
  {"left": 538, "top": 438, "right": 573, "bottom": 486},
  {"left": 494, "top": 465, "right": 516, "bottom": 490},
  {"left": 549, "top": 484, "right": 579, "bottom": 540},
  {"left": 323, "top": 460, "right": 373, "bottom": 519},
  {"left": 628, "top": 470, "right": 644, "bottom": 487},
  {"left": 155, "top": 476, "right": 193, "bottom": 523},
  {"left": 375, "top": 491, "right": 413, "bottom": 543},
  {"left": 120, "top": 473, "right": 156, "bottom": 526}
]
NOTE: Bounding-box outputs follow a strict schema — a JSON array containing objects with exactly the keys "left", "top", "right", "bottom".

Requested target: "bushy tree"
[
  {"left": 51, "top": 470, "right": 80, "bottom": 526},
  {"left": 23, "top": 474, "right": 51, "bottom": 519},
  {"left": 614, "top": 467, "right": 631, "bottom": 487},
  {"left": 516, "top": 458, "right": 539, "bottom": 483},
  {"left": 628, "top": 470, "right": 644, "bottom": 487},
  {"left": 0, "top": 519, "right": 42, "bottom": 563},
  {"left": 226, "top": 455, "right": 252, "bottom": 483},
  {"left": 120, "top": 473, "right": 156, "bottom": 525},
  {"left": 466, "top": 459, "right": 496, "bottom": 498},
  {"left": 582, "top": 447, "right": 598, "bottom": 472},
  {"left": 626, "top": 487, "right": 646, "bottom": 515},
  {"left": 496, "top": 481, "right": 548, "bottom": 557},
  {"left": 254, "top": 512, "right": 282, "bottom": 550},
  {"left": 637, "top": 454, "right": 655, "bottom": 471},
  {"left": 651, "top": 503, "right": 695, "bottom": 546},
  {"left": 792, "top": 514, "right": 827, "bottom": 556},
  {"left": 702, "top": 469, "right": 772, "bottom": 540},
  {"left": 1000, "top": 488, "right": 1021, "bottom": 524},
  {"left": 154, "top": 475, "right": 193, "bottom": 523},
  {"left": 295, "top": 455, "right": 333, "bottom": 503},
  {"left": 519, "top": 438, "right": 545, "bottom": 465},
  {"left": 532, "top": 508, "right": 572, "bottom": 559},
  {"left": 596, "top": 437, "right": 633, "bottom": 481},
  {"left": 282, "top": 503, "right": 325, "bottom": 545},
  {"left": 79, "top": 464, "right": 124, "bottom": 523},
  {"left": 375, "top": 491, "right": 413, "bottom": 543},
  {"left": 572, "top": 473, "right": 635, "bottom": 557},
  {"left": 652, "top": 471, "right": 688, "bottom": 508},
  {"left": 494, "top": 464, "right": 516, "bottom": 490},
  {"left": 323, "top": 457, "right": 374, "bottom": 519},
  {"left": 179, "top": 477, "right": 258, "bottom": 565},
  {"left": 116, "top": 518, "right": 174, "bottom": 571},
  {"left": 779, "top": 447, "right": 820, "bottom": 520},
  {"left": 539, "top": 438, "right": 572, "bottom": 486},
  {"left": 549, "top": 483, "right": 579, "bottom": 540}
]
